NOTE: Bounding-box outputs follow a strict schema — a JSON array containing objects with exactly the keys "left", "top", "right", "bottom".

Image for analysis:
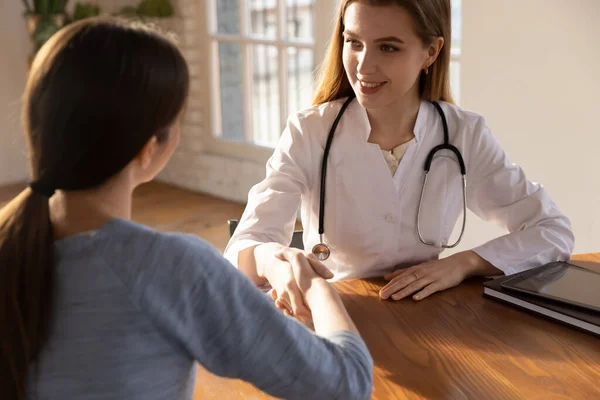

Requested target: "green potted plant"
[
  {"left": 136, "top": 0, "right": 174, "bottom": 18},
  {"left": 22, "top": 0, "right": 69, "bottom": 54},
  {"left": 116, "top": 0, "right": 177, "bottom": 35},
  {"left": 22, "top": 0, "right": 101, "bottom": 61},
  {"left": 71, "top": 2, "right": 101, "bottom": 22}
]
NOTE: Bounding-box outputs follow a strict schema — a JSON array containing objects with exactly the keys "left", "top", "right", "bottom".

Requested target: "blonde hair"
[{"left": 312, "top": 0, "right": 454, "bottom": 105}]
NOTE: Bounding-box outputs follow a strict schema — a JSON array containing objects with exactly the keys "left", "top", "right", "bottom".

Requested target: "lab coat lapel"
[
  {"left": 340, "top": 101, "right": 400, "bottom": 207},
  {"left": 390, "top": 101, "right": 430, "bottom": 196}
]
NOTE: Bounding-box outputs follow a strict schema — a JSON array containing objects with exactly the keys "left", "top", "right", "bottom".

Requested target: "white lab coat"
[{"left": 224, "top": 98, "right": 574, "bottom": 280}]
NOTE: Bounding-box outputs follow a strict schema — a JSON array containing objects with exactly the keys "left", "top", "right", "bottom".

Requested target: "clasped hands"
[{"left": 256, "top": 243, "right": 495, "bottom": 321}]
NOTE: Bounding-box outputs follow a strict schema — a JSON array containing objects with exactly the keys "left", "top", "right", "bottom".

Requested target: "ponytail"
[
  {"left": 0, "top": 16, "right": 190, "bottom": 398},
  {"left": 0, "top": 188, "right": 55, "bottom": 400}
]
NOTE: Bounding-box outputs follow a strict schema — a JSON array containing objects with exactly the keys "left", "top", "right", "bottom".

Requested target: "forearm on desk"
[
  {"left": 305, "top": 280, "right": 360, "bottom": 336},
  {"left": 454, "top": 250, "right": 503, "bottom": 278}
]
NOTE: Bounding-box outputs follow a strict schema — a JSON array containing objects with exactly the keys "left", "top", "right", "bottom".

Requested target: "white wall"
[
  {"left": 454, "top": 0, "right": 600, "bottom": 255},
  {"left": 0, "top": 1, "right": 31, "bottom": 185}
]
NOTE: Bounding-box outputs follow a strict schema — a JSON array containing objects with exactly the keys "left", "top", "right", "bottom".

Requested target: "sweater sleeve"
[{"left": 133, "top": 233, "right": 373, "bottom": 400}]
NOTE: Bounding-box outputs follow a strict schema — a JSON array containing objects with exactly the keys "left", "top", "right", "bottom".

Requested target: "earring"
[{"left": 424, "top": 66, "right": 429, "bottom": 75}]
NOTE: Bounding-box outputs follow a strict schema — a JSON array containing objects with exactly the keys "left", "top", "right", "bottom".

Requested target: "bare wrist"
[
  {"left": 454, "top": 251, "right": 498, "bottom": 277},
  {"left": 251, "top": 245, "right": 263, "bottom": 278},
  {"left": 304, "top": 278, "right": 331, "bottom": 304},
  {"left": 253, "top": 243, "right": 279, "bottom": 279}
]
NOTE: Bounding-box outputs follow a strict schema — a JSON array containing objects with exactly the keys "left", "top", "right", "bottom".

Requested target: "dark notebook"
[{"left": 483, "top": 273, "right": 600, "bottom": 336}]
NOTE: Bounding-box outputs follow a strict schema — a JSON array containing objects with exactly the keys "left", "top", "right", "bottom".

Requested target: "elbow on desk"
[
  {"left": 565, "top": 222, "right": 576, "bottom": 256},
  {"left": 335, "top": 354, "right": 374, "bottom": 400},
  {"left": 352, "top": 367, "right": 374, "bottom": 400},
  {"left": 526, "top": 213, "right": 575, "bottom": 264},
  {"left": 307, "top": 348, "right": 373, "bottom": 400},
  {"left": 550, "top": 218, "right": 576, "bottom": 261},
  {"left": 288, "top": 360, "right": 373, "bottom": 400}
]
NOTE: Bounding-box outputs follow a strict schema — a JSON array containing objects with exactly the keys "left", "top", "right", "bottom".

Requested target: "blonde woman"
[{"left": 225, "top": 0, "right": 574, "bottom": 322}]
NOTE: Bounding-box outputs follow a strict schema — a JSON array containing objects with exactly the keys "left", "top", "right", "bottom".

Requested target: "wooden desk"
[{"left": 194, "top": 255, "right": 600, "bottom": 399}]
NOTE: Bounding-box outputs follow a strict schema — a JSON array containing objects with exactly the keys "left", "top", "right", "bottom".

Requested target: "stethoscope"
[{"left": 311, "top": 95, "right": 468, "bottom": 261}]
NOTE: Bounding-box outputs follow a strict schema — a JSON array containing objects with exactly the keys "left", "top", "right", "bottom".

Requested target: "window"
[
  {"left": 207, "top": 0, "right": 461, "bottom": 151},
  {"left": 450, "top": 0, "right": 461, "bottom": 103},
  {"left": 207, "top": 0, "right": 322, "bottom": 150}
]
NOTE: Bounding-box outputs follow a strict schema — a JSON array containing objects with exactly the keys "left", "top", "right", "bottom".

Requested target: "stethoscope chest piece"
[{"left": 312, "top": 242, "right": 331, "bottom": 261}]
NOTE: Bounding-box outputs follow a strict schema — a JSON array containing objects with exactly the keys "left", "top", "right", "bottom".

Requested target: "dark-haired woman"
[{"left": 0, "top": 17, "right": 372, "bottom": 400}]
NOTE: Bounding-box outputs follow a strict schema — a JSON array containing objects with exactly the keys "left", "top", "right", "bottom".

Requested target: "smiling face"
[{"left": 342, "top": 1, "right": 435, "bottom": 110}]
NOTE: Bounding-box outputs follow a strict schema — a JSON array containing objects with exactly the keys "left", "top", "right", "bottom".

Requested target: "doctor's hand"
[
  {"left": 254, "top": 243, "right": 334, "bottom": 322},
  {"left": 379, "top": 251, "right": 498, "bottom": 301}
]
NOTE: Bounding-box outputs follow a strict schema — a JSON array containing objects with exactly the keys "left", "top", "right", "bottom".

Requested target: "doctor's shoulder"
[
  {"left": 286, "top": 97, "right": 353, "bottom": 143},
  {"left": 437, "top": 101, "right": 494, "bottom": 145}
]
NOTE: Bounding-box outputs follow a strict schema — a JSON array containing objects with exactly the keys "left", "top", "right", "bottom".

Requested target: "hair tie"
[{"left": 29, "top": 180, "right": 56, "bottom": 198}]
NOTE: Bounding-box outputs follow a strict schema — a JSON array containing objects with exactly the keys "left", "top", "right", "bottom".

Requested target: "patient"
[{"left": 0, "top": 17, "right": 372, "bottom": 400}]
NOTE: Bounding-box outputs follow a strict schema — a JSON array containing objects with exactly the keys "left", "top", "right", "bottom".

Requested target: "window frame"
[{"left": 203, "top": 0, "right": 338, "bottom": 163}]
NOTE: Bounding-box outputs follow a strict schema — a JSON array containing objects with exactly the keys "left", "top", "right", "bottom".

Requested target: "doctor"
[{"left": 224, "top": 0, "right": 574, "bottom": 322}]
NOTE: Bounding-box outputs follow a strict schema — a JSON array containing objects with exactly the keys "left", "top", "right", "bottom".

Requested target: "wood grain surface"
[
  {"left": 1, "top": 181, "right": 598, "bottom": 399},
  {"left": 192, "top": 274, "right": 600, "bottom": 400}
]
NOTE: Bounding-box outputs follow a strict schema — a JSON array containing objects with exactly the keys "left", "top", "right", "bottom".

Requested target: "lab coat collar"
[{"left": 352, "top": 98, "right": 429, "bottom": 144}]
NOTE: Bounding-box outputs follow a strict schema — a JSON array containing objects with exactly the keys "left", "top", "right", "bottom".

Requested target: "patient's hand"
[{"left": 255, "top": 243, "right": 333, "bottom": 324}]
